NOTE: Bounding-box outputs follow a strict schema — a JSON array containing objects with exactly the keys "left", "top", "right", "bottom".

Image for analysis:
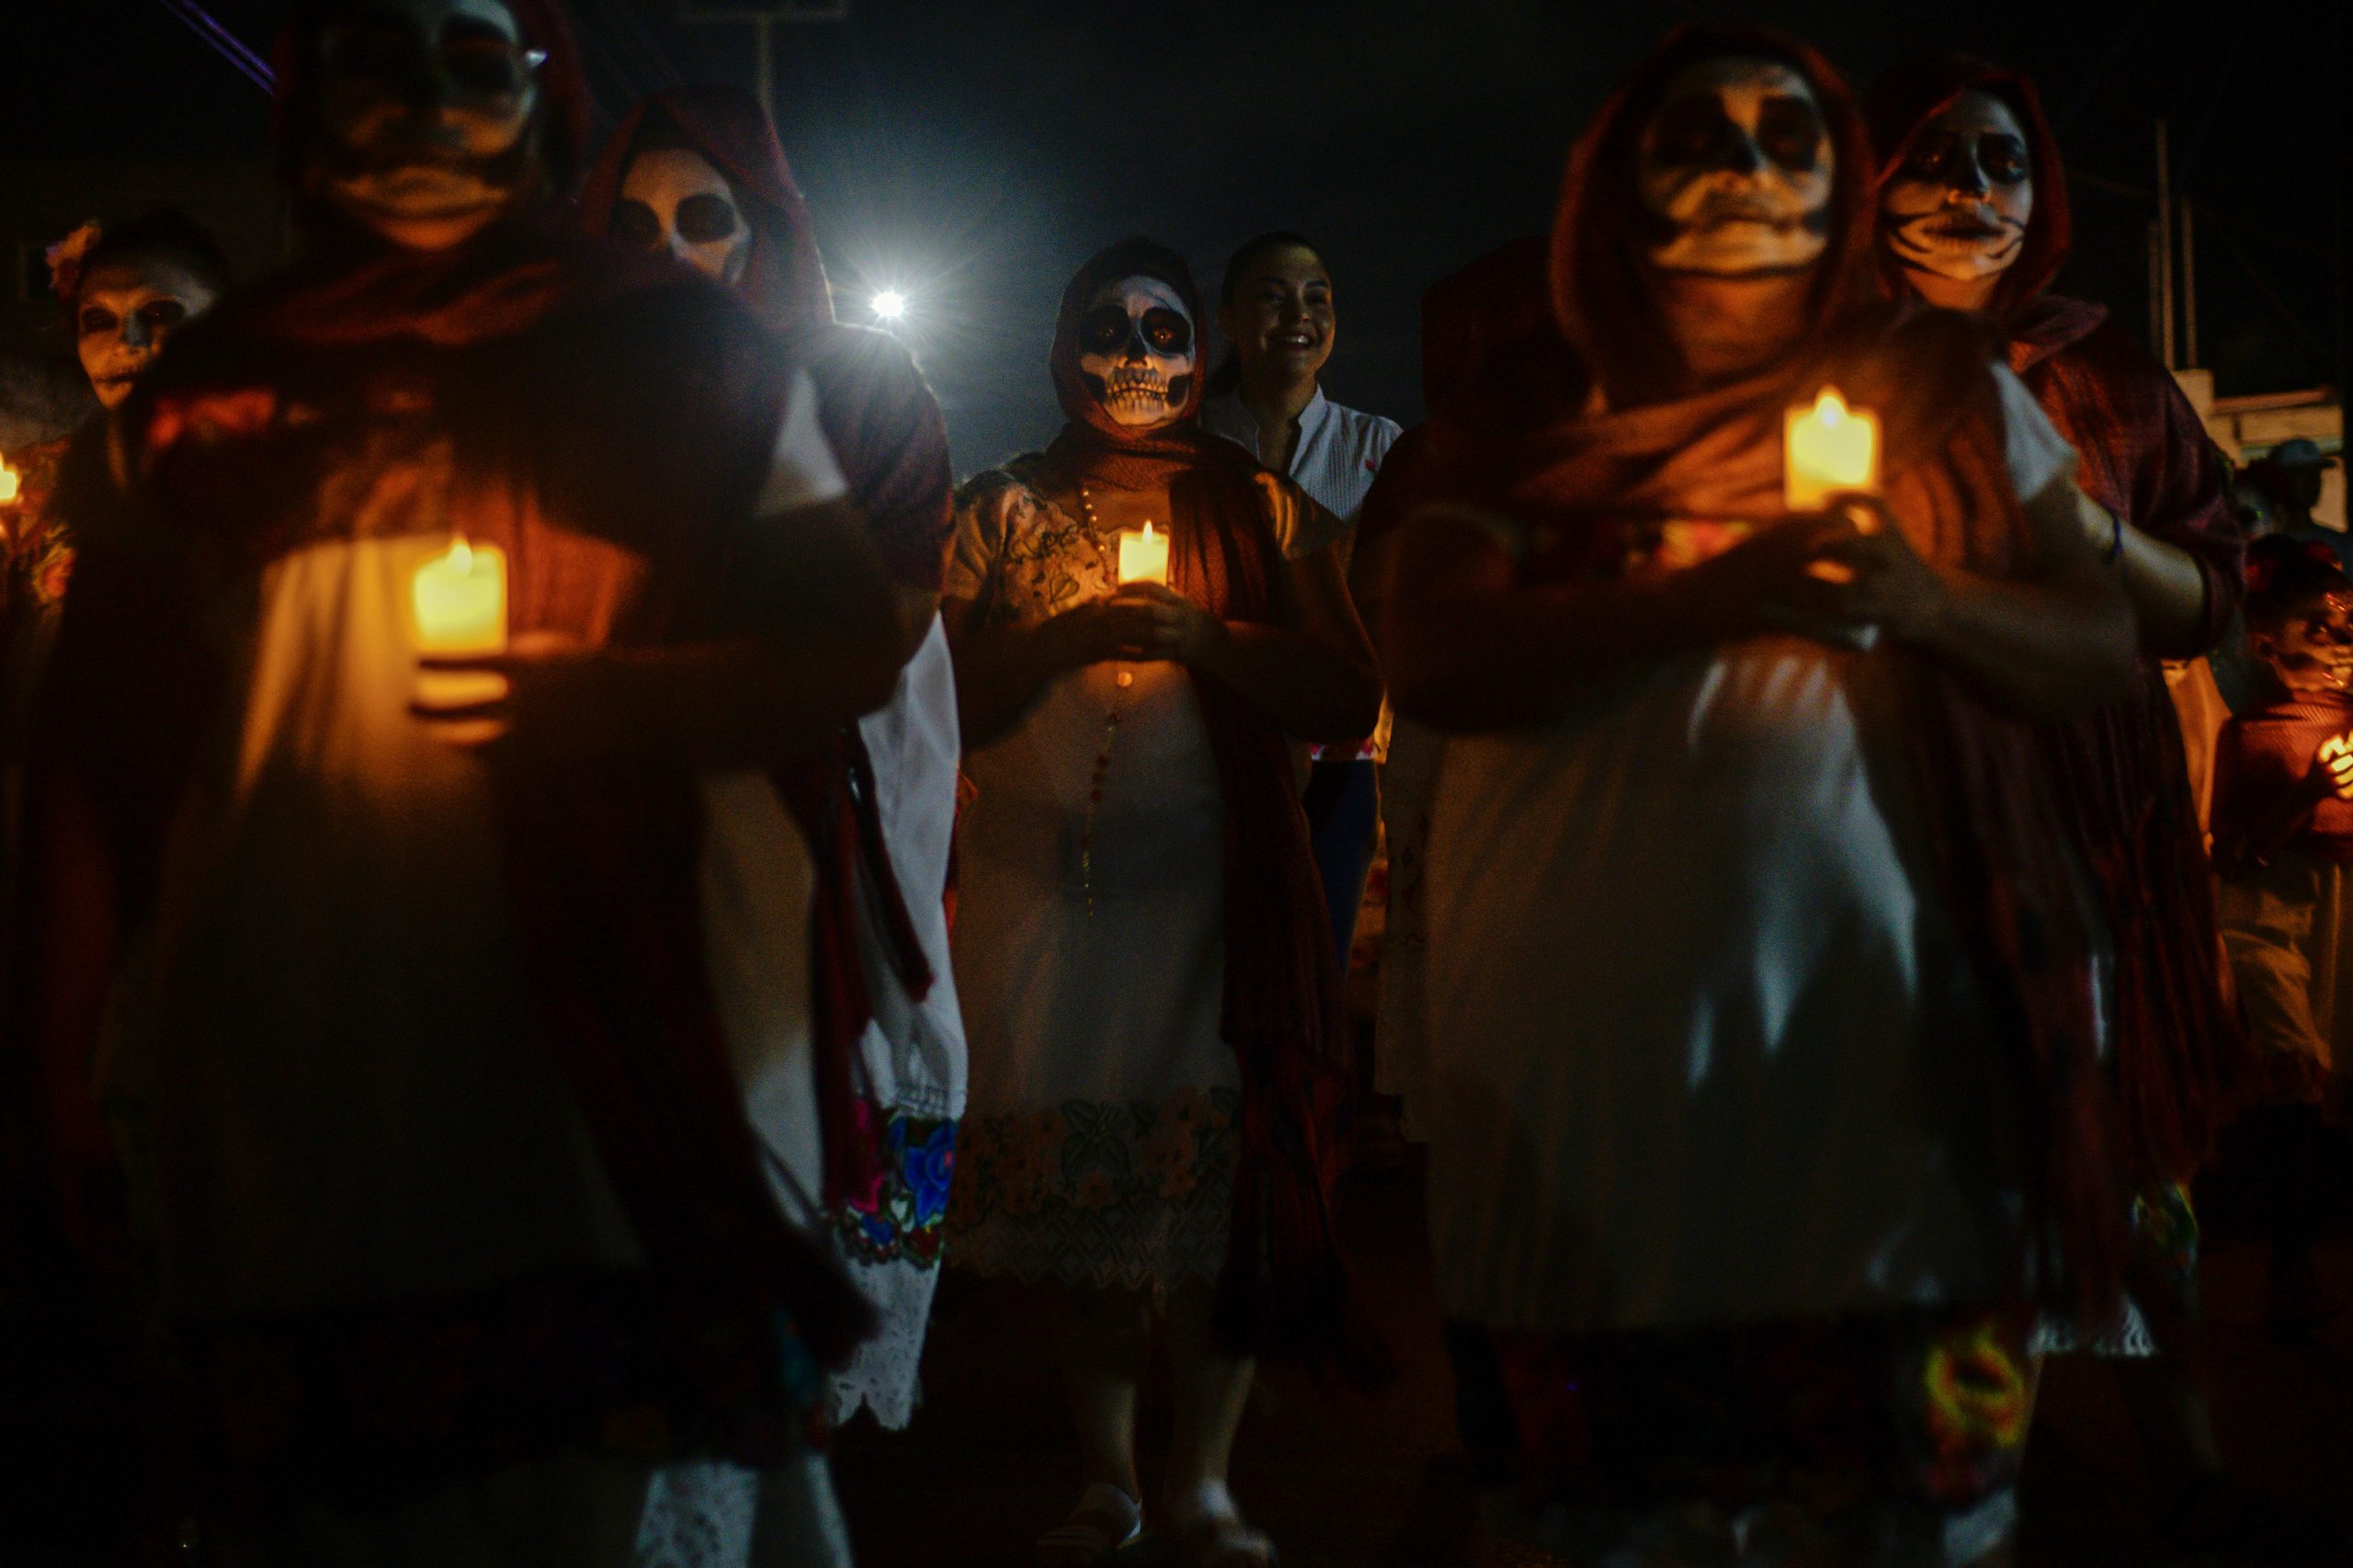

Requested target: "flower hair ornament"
[{"left": 45, "top": 221, "right": 103, "bottom": 304}]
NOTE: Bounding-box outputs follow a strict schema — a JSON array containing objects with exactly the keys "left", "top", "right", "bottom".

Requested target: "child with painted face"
[
  {"left": 2212, "top": 541, "right": 2353, "bottom": 1343},
  {"left": 941, "top": 236, "right": 1381, "bottom": 1568},
  {"left": 1383, "top": 25, "right": 2141, "bottom": 1561}
]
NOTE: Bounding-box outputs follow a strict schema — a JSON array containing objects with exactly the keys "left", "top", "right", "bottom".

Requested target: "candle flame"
[
  {"left": 1142, "top": 521, "right": 1155, "bottom": 540},
  {"left": 449, "top": 537, "right": 472, "bottom": 572},
  {"left": 1814, "top": 389, "right": 1847, "bottom": 426}
]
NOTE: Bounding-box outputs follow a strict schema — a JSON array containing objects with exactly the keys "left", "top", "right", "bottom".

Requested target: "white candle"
[
  {"left": 412, "top": 535, "right": 507, "bottom": 709},
  {"left": 1784, "top": 387, "right": 1880, "bottom": 511},
  {"left": 1117, "top": 522, "right": 1169, "bottom": 585}
]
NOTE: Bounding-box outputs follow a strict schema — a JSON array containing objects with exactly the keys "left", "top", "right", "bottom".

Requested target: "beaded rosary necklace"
[{"left": 1075, "top": 483, "right": 1131, "bottom": 915}]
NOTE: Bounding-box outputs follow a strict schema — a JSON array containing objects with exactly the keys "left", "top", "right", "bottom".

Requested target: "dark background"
[{"left": 7, "top": 0, "right": 2345, "bottom": 473}]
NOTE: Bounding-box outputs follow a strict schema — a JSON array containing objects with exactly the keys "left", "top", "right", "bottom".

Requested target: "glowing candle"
[
  {"left": 1117, "top": 521, "right": 1169, "bottom": 585},
  {"left": 0, "top": 454, "right": 19, "bottom": 506},
  {"left": 411, "top": 535, "right": 506, "bottom": 709},
  {"left": 1784, "top": 387, "right": 1880, "bottom": 511}
]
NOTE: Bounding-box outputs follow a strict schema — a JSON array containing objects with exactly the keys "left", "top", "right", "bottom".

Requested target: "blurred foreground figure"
[
  {"left": 580, "top": 81, "right": 965, "bottom": 1554},
  {"left": 942, "top": 237, "right": 1382, "bottom": 1566},
  {"left": 1870, "top": 56, "right": 2272, "bottom": 1562},
  {"left": 1386, "top": 26, "right": 2140, "bottom": 1565},
  {"left": 10, "top": 1, "right": 909, "bottom": 1562}
]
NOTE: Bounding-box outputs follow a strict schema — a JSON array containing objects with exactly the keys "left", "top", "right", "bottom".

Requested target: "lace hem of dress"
[{"left": 634, "top": 1453, "right": 853, "bottom": 1568}]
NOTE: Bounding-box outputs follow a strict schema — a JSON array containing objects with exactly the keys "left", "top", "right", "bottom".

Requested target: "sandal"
[
  {"left": 1165, "top": 1483, "right": 1277, "bottom": 1568},
  {"left": 1036, "top": 1483, "right": 1143, "bottom": 1565}
]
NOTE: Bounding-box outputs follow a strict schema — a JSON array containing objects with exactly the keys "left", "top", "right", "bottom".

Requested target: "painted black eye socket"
[
  {"left": 133, "top": 300, "right": 189, "bottom": 333},
  {"left": 1078, "top": 305, "right": 1133, "bottom": 355},
  {"left": 612, "top": 199, "right": 663, "bottom": 250},
  {"left": 322, "top": 17, "right": 544, "bottom": 104},
  {"left": 1141, "top": 307, "right": 1193, "bottom": 355},
  {"left": 675, "top": 194, "right": 742, "bottom": 245},
  {"left": 1755, "top": 97, "right": 1824, "bottom": 173},
  {"left": 1650, "top": 98, "right": 1739, "bottom": 167},
  {"left": 1905, "top": 131, "right": 2031, "bottom": 190},
  {"left": 77, "top": 307, "right": 120, "bottom": 336},
  {"left": 1978, "top": 134, "right": 2030, "bottom": 186}
]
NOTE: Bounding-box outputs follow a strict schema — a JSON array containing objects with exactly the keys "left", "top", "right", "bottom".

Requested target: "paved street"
[{"left": 835, "top": 1149, "right": 2353, "bottom": 1567}]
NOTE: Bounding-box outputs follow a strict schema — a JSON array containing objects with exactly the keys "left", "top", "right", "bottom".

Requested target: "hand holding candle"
[
  {"left": 1117, "top": 521, "right": 1170, "bottom": 585},
  {"left": 412, "top": 535, "right": 508, "bottom": 712}
]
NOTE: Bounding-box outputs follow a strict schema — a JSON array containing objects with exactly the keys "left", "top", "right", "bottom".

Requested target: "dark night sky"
[{"left": 10, "top": 1, "right": 2344, "bottom": 473}]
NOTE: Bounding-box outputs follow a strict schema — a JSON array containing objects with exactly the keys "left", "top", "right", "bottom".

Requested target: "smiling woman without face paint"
[
  {"left": 940, "top": 235, "right": 1383, "bottom": 1568},
  {"left": 12, "top": 3, "right": 915, "bottom": 1562},
  {"left": 1870, "top": 62, "right": 2262, "bottom": 1541},
  {"left": 1198, "top": 235, "right": 1403, "bottom": 989}
]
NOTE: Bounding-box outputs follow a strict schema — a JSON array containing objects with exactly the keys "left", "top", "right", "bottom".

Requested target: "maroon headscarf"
[
  {"left": 1415, "top": 25, "right": 2131, "bottom": 1323},
  {"left": 576, "top": 86, "right": 954, "bottom": 593},
  {"left": 1865, "top": 57, "right": 2073, "bottom": 324},
  {"left": 1871, "top": 58, "right": 2253, "bottom": 1188},
  {"left": 274, "top": 0, "right": 596, "bottom": 217},
  {"left": 1021, "top": 237, "right": 1388, "bottom": 1386}
]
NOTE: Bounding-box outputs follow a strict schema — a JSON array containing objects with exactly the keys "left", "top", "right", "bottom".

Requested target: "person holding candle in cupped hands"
[
  {"left": 940, "top": 236, "right": 1383, "bottom": 1568},
  {"left": 10, "top": 0, "right": 907, "bottom": 1560},
  {"left": 1381, "top": 25, "right": 2140, "bottom": 1562}
]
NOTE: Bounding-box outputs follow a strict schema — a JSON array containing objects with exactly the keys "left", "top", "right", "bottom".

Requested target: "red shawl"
[
  {"left": 1870, "top": 56, "right": 2253, "bottom": 1187},
  {"left": 579, "top": 89, "right": 950, "bottom": 1210},
  {"left": 1416, "top": 25, "right": 2129, "bottom": 1322},
  {"left": 1029, "top": 237, "right": 1388, "bottom": 1386},
  {"left": 576, "top": 86, "right": 954, "bottom": 594}
]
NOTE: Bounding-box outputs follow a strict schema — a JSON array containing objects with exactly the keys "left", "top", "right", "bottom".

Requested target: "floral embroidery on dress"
[
  {"left": 959, "top": 465, "right": 1117, "bottom": 623},
  {"left": 3, "top": 437, "right": 74, "bottom": 612},
  {"left": 835, "top": 1103, "right": 956, "bottom": 1269},
  {"left": 948, "top": 1087, "right": 1242, "bottom": 1290}
]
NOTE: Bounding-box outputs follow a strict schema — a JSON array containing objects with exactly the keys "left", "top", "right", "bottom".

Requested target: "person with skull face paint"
[
  {"left": 0, "top": 212, "right": 230, "bottom": 684},
  {"left": 578, "top": 85, "right": 967, "bottom": 1455},
  {"left": 941, "top": 236, "right": 1381, "bottom": 1567},
  {"left": 9, "top": 1, "right": 913, "bottom": 1561},
  {"left": 1385, "top": 26, "right": 2143, "bottom": 1561},
  {"left": 1870, "top": 60, "right": 2273, "bottom": 1547}
]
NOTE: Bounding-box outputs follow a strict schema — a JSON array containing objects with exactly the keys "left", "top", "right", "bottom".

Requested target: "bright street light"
[{"left": 872, "top": 290, "right": 908, "bottom": 321}]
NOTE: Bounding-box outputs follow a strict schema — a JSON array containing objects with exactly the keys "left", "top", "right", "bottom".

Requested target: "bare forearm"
[
  {"left": 1195, "top": 622, "right": 1381, "bottom": 745},
  {"left": 602, "top": 632, "right": 903, "bottom": 767},
  {"left": 1908, "top": 562, "right": 2138, "bottom": 719},
  {"left": 2113, "top": 524, "right": 2214, "bottom": 657}
]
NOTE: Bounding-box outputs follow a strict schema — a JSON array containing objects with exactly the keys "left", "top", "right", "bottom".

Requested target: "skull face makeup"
[
  {"left": 614, "top": 147, "right": 750, "bottom": 286},
  {"left": 1637, "top": 58, "right": 1834, "bottom": 276},
  {"left": 1881, "top": 89, "right": 2034, "bottom": 285},
  {"left": 75, "top": 256, "right": 221, "bottom": 410},
  {"left": 2255, "top": 587, "right": 2353, "bottom": 696},
  {"left": 1075, "top": 276, "right": 1197, "bottom": 429},
  {"left": 312, "top": 0, "right": 545, "bottom": 251}
]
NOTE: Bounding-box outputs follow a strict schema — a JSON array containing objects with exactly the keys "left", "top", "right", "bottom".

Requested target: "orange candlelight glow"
[
  {"left": 1785, "top": 387, "right": 1880, "bottom": 511},
  {"left": 1117, "top": 521, "right": 1170, "bottom": 585},
  {"left": 412, "top": 535, "right": 507, "bottom": 709}
]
